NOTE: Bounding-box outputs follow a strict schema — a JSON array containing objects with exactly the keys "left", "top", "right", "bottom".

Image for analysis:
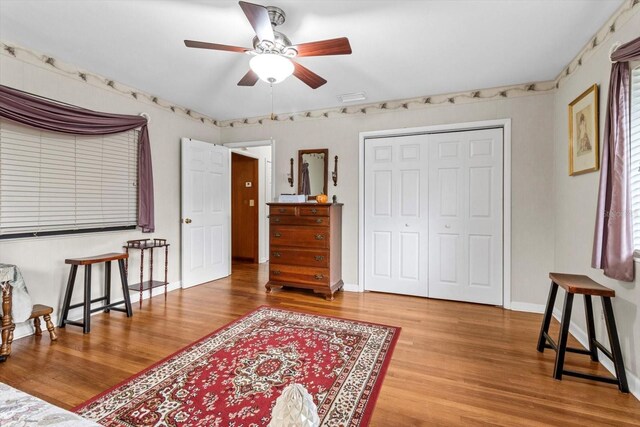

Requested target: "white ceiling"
[{"left": 0, "top": 0, "right": 624, "bottom": 121}]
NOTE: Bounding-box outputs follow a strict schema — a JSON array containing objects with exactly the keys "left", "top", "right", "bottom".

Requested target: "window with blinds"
[
  {"left": 0, "top": 119, "right": 138, "bottom": 238},
  {"left": 630, "top": 64, "right": 640, "bottom": 251}
]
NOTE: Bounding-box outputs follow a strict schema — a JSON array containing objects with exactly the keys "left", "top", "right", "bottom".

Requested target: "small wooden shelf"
[
  {"left": 128, "top": 280, "right": 167, "bottom": 292},
  {"left": 123, "top": 239, "right": 169, "bottom": 307}
]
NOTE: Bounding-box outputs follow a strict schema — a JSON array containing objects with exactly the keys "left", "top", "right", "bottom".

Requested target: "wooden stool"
[
  {"left": 29, "top": 304, "right": 57, "bottom": 341},
  {"left": 537, "top": 273, "right": 628, "bottom": 392},
  {"left": 59, "top": 253, "right": 132, "bottom": 334}
]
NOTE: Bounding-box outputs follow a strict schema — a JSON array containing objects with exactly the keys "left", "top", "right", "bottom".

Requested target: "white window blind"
[
  {"left": 630, "top": 65, "right": 640, "bottom": 250},
  {"left": 0, "top": 119, "right": 138, "bottom": 238}
]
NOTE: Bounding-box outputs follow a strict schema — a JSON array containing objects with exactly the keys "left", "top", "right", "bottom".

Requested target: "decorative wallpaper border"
[
  {"left": 218, "top": 81, "right": 556, "bottom": 127},
  {"left": 1, "top": 0, "right": 638, "bottom": 129},
  {"left": 554, "top": 0, "right": 640, "bottom": 89},
  {"left": 1, "top": 41, "right": 221, "bottom": 128}
]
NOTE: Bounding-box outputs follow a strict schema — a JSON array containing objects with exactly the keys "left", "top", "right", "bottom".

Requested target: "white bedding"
[{"left": 0, "top": 382, "right": 100, "bottom": 427}]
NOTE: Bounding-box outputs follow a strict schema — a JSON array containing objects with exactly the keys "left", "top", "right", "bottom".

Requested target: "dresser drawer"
[
  {"left": 299, "top": 205, "right": 330, "bottom": 216},
  {"left": 270, "top": 205, "right": 296, "bottom": 216},
  {"left": 270, "top": 247, "right": 329, "bottom": 268},
  {"left": 270, "top": 226, "right": 329, "bottom": 248},
  {"left": 270, "top": 216, "right": 330, "bottom": 227},
  {"left": 269, "top": 264, "right": 330, "bottom": 285}
]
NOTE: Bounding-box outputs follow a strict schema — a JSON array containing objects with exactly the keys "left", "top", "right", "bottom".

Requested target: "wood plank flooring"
[{"left": 1, "top": 263, "right": 639, "bottom": 426}]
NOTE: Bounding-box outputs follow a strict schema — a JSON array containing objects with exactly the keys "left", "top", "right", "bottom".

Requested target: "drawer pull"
[
  {"left": 274, "top": 217, "right": 280, "bottom": 223},
  {"left": 311, "top": 208, "right": 318, "bottom": 214},
  {"left": 273, "top": 270, "right": 281, "bottom": 276},
  {"left": 314, "top": 274, "right": 324, "bottom": 280},
  {"left": 314, "top": 255, "right": 325, "bottom": 261},
  {"left": 315, "top": 234, "right": 324, "bottom": 240},
  {"left": 279, "top": 208, "right": 286, "bottom": 213},
  {"left": 315, "top": 219, "right": 323, "bottom": 224},
  {"left": 273, "top": 252, "right": 281, "bottom": 257},
  {"left": 274, "top": 232, "right": 282, "bottom": 238}
]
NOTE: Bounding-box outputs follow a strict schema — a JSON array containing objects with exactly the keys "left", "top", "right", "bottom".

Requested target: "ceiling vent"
[{"left": 338, "top": 92, "right": 367, "bottom": 103}]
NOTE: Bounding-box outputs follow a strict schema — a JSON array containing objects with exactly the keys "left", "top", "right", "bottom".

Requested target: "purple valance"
[
  {"left": 0, "top": 84, "right": 154, "bottom": 232},
  {"left": 592, "top": 36, "right": 640, "bottom": 281}
]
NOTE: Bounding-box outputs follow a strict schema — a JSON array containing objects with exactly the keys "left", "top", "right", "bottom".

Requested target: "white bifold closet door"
[
  {"left": 427, "top": 128, "right": 503, "bottom": 305},
  {"left": 364, "top": 128, "right": 503, "bottom": 305},
  {"left": 364, "top": 134, "right": 429, "bottom": 297}
]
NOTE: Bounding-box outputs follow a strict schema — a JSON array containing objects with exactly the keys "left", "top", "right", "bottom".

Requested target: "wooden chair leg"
[
  {"left": 33, "top": 316, "right": 42, "bottom": 336},
  {"left": 43, "top": 314, "right": 57, "bottom": 341}
]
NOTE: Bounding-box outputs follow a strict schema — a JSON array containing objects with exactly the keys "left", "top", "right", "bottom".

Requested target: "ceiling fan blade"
[
  {"left": 238, "top": 69, "right": 259, "bottom": 86},
  {"left": 292, "top": 61, "right": 327, "bottom": 89},
  {"left": 184, "top": 40, "right": 249, "bottom": 53},
  {"left": 239, "top": 1, "right": 274, "bottom": 42},
  {"left": 292, "top": 37, "right": 352, "bottom": 57}
]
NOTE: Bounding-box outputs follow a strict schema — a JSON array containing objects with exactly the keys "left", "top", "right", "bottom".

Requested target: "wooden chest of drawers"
[{"left": 266, "top": 202, "right": 343, "bottom": 300}]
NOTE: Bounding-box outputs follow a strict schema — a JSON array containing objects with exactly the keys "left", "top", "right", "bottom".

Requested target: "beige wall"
[
  {"left": 552, "top": 10, "right": 640, "bottom": 389},
  {"left": 221, "top": 93, "right": 556, "bottom": 306},
  {"left": 0, "top": 50, "right": 219, "bottom": 329}
]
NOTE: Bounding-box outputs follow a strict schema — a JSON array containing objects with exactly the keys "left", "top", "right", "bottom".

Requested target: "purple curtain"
[
  {"left": 0, "top": 85, "right": 154, "bottom": 232},
  {"left": 592, "top": 36, "right": 640, "bottom": 281}
]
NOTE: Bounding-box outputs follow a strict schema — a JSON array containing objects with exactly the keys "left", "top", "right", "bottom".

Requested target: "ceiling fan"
[{"left": 184, "top": 1, "right": 352, "bottom": 89}]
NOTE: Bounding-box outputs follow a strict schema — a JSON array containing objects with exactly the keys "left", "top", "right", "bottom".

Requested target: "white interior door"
[
  {"left": 363, "top": 135, "right": 429, "bottom": 296},
  {"left": 181, "top": 138, "right": 230, "bottom": 288},
  {"left": 428, "top": 128, "right": 503, "bottom": 305}
]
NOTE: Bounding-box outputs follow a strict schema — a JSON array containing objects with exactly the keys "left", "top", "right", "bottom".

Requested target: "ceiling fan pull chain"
[{"left": 270, "top": 83, "right": 275, "bottom": 121}]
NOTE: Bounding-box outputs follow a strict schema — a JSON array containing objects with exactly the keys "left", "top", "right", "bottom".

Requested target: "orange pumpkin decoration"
[{"left": 316, "top": 194, "right": 328, "bottom": 203}]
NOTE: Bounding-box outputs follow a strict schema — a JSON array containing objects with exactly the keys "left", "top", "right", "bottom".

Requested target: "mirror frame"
[{"left": 298, "top": 148, "right": 329, "bottom": 199}]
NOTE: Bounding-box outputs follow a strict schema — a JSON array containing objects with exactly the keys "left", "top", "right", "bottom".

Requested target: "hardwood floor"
[{"left": 1, "top": 263, "right": 639, "bottom": 426}]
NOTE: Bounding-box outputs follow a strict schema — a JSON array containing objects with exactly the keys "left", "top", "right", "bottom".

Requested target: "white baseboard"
[
  {"left": 510, "top": 302, "right": 546, "bottom": 314},
  {"left": 552, "top": 308, "right": 640, "bottom": 400},
  {"left": 9, "top": 280, "right": 182, "bottom": 342},
  {"left": 342, "top": 283, "right": 360, "bottom": 292}
]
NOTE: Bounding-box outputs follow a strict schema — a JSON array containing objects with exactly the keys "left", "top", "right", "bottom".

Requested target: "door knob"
[
  {"left": 444, "top": 224, "right": 451, "bottom": 229},
  {"left": 184, "top": 218, "right": 192, "bottom": 224}
]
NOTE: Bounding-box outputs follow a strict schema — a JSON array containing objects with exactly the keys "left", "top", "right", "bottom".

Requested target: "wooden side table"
[{"left": 124, "top": 239, "right": 169, "bottom": 307}]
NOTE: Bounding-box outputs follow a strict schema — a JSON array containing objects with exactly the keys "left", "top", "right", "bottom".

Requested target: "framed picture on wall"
[{"left": 568, "top": 84, "right": 599, "bottom": 176}]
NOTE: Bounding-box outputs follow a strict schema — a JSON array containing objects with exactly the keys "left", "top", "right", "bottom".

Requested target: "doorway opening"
[
  {"left": 225, "top": 140, "right": 275, "bottom": 269},
  {"left": 231, "top": 152, "right": 259, "bottom": 263}
]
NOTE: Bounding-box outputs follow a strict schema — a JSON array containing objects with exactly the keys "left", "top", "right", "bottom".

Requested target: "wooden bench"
[
  {"left": 537, "top": 273, "right": 628, "bottom": 392},
  {"left": 59, "top": 253, "right": 132, "bottom": 334}
]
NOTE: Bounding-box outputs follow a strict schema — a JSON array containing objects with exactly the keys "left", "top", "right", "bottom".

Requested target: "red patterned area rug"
[{"left": 74, "top": 306, "right": 400, "bottom": 426}]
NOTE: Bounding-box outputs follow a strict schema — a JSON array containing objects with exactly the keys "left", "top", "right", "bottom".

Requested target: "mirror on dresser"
[{"left": 298, "top": 149, "right": 328, "bottom": 198}]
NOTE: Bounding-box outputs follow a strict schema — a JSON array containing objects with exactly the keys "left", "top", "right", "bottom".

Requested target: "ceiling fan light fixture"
[{"left": 249, "top": 53, "right": 294, "bottom": 84}]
